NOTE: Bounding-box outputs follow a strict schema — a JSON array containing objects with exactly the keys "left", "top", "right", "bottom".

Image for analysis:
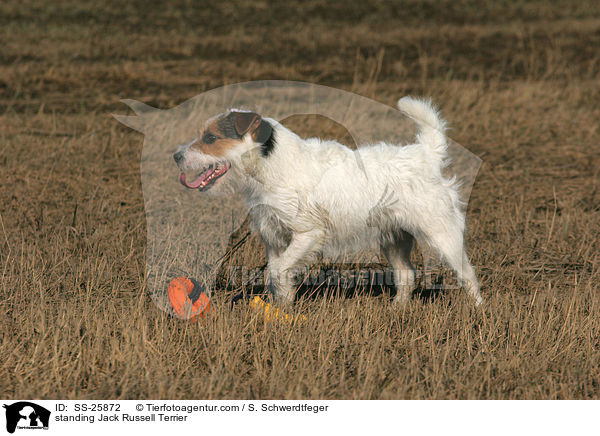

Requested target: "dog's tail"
[{"left": 397, "top": 96, "right": 447, "bottom": 161}]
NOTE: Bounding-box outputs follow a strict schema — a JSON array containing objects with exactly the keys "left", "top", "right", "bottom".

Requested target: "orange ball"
[{"left": 167, "top": 276, "right": 210, "bottom": 320}]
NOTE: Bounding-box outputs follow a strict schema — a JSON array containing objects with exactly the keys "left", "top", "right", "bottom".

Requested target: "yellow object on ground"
[{"left": 250, "top": 296, "right": 307, "bottom": 323}]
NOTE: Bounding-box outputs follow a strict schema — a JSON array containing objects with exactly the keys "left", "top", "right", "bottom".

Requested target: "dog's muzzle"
[
  {"left": 179, "top": 162, "right": 231, "bottom": 190},
  {"left": 173, "top": 151, "right": 185, "bottom": 167}
]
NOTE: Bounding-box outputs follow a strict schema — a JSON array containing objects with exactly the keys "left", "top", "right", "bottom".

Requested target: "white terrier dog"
[{"left": 174, "top": 97, "right": 483, "bottom": 306}]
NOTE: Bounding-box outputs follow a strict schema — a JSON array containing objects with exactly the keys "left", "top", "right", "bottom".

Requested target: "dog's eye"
[{"left": 203, "top": 133, "right": 217, "bottom": 144}]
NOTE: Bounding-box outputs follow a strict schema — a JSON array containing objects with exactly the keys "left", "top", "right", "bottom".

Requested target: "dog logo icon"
[{"left": 2, "top": 402, "right": 50, "bottom": 434}]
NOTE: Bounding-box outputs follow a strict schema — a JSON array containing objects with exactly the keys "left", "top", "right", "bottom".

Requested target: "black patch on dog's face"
[{"left": 260, "top": 130, "right": 276, "bottom": 157}]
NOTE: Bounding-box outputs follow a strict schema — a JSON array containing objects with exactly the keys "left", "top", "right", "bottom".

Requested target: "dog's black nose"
[{"left": 173, "top": 151, "right": 184, "bottom": 165}]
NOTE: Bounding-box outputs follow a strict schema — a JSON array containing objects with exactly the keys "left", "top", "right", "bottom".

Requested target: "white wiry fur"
[{"left": 179, "top": 97, "right": 482, "bottom": 306}]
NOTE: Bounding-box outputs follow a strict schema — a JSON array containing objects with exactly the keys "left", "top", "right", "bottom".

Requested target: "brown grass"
[{"left": 1, "top": 0, "right": 599, "bottom": 399}]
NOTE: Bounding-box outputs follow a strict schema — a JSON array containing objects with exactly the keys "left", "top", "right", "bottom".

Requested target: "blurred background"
[{"left": 1, "top": 0, "right": 599, "bottom": 399}]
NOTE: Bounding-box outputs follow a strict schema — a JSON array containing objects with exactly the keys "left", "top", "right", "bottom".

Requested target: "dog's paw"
[
  {"left": 273, "top": 290, "right": 295, "bottom": 307},
  {"left": 392, "top": 292, "right": 412, "bottom": 306},
  {"left": 473, "top": 294, "right": 484, "bottom": 307}
]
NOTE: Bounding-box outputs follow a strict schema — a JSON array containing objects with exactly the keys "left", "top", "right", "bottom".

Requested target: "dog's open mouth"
[{"left": 180, "top": 162, "right": 231, "bottom": 190}]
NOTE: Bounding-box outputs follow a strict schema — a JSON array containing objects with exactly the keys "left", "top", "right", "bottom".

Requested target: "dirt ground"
[{"left": 1, "top": 0, "right": 599, "bottom": 399}]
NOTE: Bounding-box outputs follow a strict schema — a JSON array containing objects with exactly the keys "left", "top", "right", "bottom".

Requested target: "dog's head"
[{"left": 173, "top": 109, "right": 273, "bottom": 193}]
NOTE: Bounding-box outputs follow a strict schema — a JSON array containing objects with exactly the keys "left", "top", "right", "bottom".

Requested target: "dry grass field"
[{"left": 1, "top": 0, "right": 599, "bottom": 399}]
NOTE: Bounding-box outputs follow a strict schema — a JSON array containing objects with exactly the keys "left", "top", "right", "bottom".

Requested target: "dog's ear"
[
  {"left": 229, "top": 111, "right": 272, "bottom": 144},
  {"left": 231, "top": 111, "right": 259, "bottom": 136}
]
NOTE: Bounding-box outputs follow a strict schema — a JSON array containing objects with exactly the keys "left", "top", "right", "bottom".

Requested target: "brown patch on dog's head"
[{"left": 191, "top": 110, "right": 273, "bottom": 157}]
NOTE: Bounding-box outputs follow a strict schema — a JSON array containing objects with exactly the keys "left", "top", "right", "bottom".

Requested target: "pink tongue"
[{"left": 180, "top": 170, "right": 212, "bottom": 189}]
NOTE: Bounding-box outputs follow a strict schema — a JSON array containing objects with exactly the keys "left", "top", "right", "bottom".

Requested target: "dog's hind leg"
[
  {"left": 267, "top": 230, "right": 323, "bottom": 306},
  {"left": 422, "top": 224, "right": 483, "bottom": 305},
  {"left": 381, "top": 229, "right": 416, "bottom": 305}
]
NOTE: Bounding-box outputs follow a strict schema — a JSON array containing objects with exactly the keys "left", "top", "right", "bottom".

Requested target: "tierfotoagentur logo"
[
  {"left": 2, "top": 402, "right": 50, "bottom": 434},
  {"left": 114, "top": 80, "right": 482, "bottom": 317}
]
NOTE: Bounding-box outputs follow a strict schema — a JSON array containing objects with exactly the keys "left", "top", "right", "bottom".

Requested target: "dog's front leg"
[{"left": 266, "top": 230, "right": 322, "bottom": 306}]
